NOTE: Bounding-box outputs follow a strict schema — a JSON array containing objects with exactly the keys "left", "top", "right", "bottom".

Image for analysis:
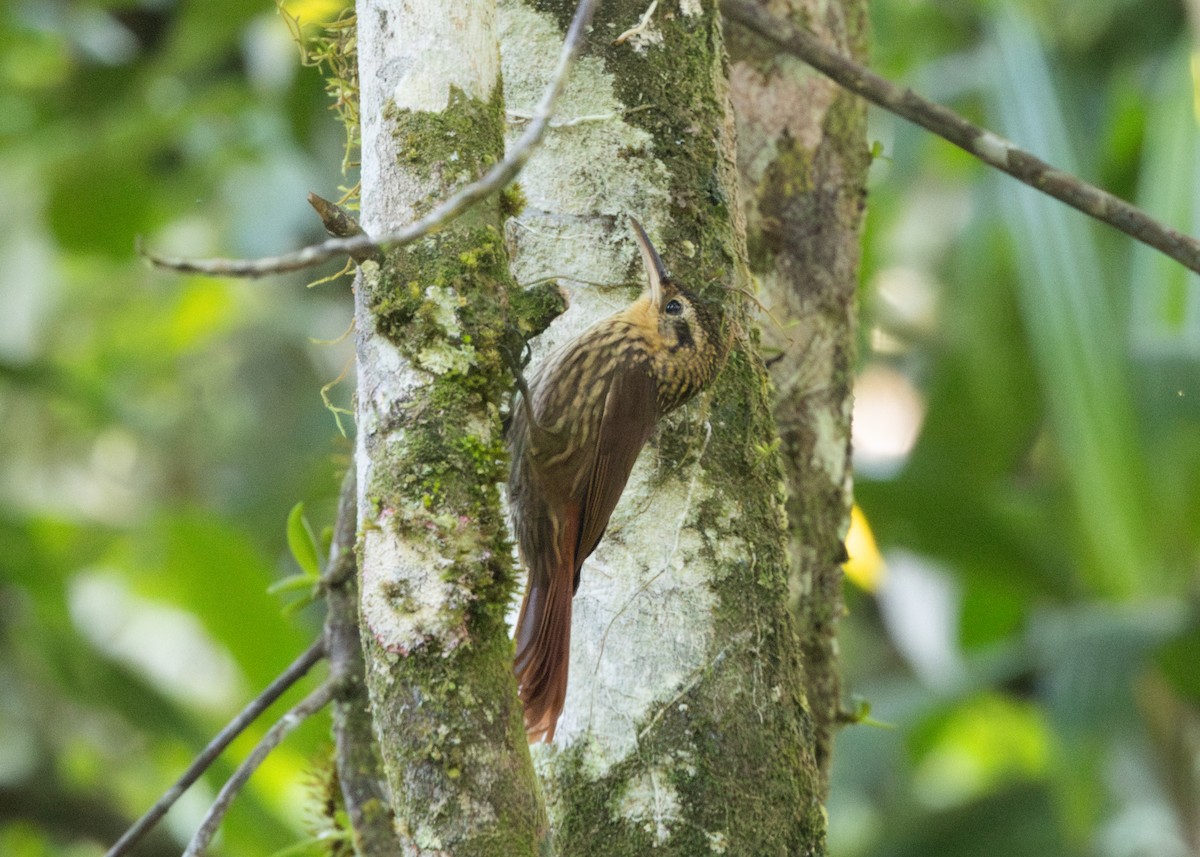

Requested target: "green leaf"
[
  {"left": 267, "top": 572, "right": 319, "bottom": 595},
  {"left": 286, "top": 502, "right": 322, "bottom": 580}
]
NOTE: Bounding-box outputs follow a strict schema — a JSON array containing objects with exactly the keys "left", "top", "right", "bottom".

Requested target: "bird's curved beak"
[{"left": 629, "top": 217, "right": 669, "bottom": 307}]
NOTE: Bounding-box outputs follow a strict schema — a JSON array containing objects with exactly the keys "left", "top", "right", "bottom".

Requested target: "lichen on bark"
[
  {"left": 500, "top": 1, "right": 828, "bottom": 853},
  {"left": 352, "top": 2, "right": 548, "bottom": 853}
]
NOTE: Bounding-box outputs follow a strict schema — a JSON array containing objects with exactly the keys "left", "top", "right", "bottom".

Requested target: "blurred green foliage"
[
  {"left": 840, "top": 1, "right": 1200, "bottom": 855},
  {"left": 2, "top": 0, "right": 1198, "bottom": 856},
  {"left": 0, "top": 1, "right": 353, "bottom": 855}
]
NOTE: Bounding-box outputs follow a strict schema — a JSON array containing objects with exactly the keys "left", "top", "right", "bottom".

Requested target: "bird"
[{"left": 507, "top": 218, "right": 728, "bottom": 742}]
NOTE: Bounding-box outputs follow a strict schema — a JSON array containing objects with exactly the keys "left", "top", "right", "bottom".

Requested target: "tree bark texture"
[
  {"left": 725, "top": 0, "right": 869, "bottom": 791},
  {"left": 499, "top": 1, "right": 828, "bottom": 853},
  {"left": 353, "top": 1, "right": 545, "bottom": 853},
  {"left": 326, "top": 470, "right": 399, "bottom": 856}
]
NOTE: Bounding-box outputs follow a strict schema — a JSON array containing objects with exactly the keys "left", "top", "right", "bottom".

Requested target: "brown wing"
[
  {"left": 573, "top": 362, "right": 660, "bottom": 586},
  {"left": 510, "top": 350, "right": 658, "bottom": 742}
]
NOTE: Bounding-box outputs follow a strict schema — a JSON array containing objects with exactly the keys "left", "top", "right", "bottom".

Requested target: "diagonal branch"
[
  {"left": 183, "top": 679, "right": 339, "bottom": 857},
  {"left": 720, "top": 0, "right": 1200, "bottom": 276},
  {"left": 140, "top": 0, "right": 599, "bottom": 278},
  {"left": 104, "top": 638, "right": 327, "bottom": 857}
]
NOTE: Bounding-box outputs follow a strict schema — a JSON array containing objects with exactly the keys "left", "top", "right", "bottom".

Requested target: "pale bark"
[
  {"left": 499, "top": 1, "right": 827, "bottom": 852},
  {"left": 344, "top": 0, "right": 857, "bottom": 852},
  {"left": 725, "top": 0, "right": 869, "bottom": 789},
  {"left": 353, "top": 1, "right": 544, "bottom": 854}
]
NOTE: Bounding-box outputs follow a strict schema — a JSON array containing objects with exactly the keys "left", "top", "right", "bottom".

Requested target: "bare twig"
[
  {"left": 307, "top": 191, "right": 379, "bottom": 266},
  {"left": 141, "top": 0, "right": 599, "bottom": 278},
  {"left": 307, "top": 192, "right": 365, "bottom": 238},
  {"left": 104, "top": 638, "right": 327, "bottom": 857},
  {"left": 720, "top": 0, "right": 1200, "bottom": 276},
  {"left": 183, "top": 679, "right": 339, "bottom": 857}
]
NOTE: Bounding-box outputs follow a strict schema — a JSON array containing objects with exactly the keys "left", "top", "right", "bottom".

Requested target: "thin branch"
[
  {"left": 720, "top": 0, "right": 1200, "bottom": 276},
  {"left": 105, "top": 638, "right": 327, "bottom": 857},
  {"left": 141, "top": 0, "right": 599, "bottom": 278},
  {"left": 307, "top": 192, "right": 379, "bottom": 266},
  {"left": 183, "top": 680, "right": 339, "bottom": 857}
]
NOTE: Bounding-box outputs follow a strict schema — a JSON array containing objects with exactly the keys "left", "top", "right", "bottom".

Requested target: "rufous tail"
[{"left": 513, "top": 571, "right": 573, "bottom": 742}]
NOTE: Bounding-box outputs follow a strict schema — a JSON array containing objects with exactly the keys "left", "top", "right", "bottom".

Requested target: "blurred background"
[
  {"left": 837, "top": 1, "right": 1200, "bottom": 855},
  {"left": 0, "top": 1, "right": 1197, "bottom": 856},
  {"left": 0, "top": 1, "right": 355, "bottom": 854}
]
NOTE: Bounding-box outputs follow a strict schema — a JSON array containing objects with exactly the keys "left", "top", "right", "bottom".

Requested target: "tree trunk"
[
  {"left": 344, "top": 0, "right": 865, "bottom": 852},
  {"left": 725, "top": 0, "right": 869, "bottom": 790},
  {"left": 498, "top": 1, "right": 837, "bottom": 852},
  {"left": 353, "top": 1, "right": 545, "bottom": 853}
]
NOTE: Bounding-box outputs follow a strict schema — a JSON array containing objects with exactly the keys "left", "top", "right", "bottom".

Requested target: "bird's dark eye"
[{"left": 664, "top": 299, "right": 683, "bottom": 316}]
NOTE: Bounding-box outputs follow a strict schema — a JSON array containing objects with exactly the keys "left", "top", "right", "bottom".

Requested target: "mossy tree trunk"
[
  {"left": 725, "top": 0, "right": 870, "bottom": 791},
  {"left": 496, "top": 1, "right": 850, "bottom": 853},
  {"left": 343, "top": 0, "right": 864, "bottom": 853},
  {"left": 352, "top": 0, "right": 545, "bottom": 853}
]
